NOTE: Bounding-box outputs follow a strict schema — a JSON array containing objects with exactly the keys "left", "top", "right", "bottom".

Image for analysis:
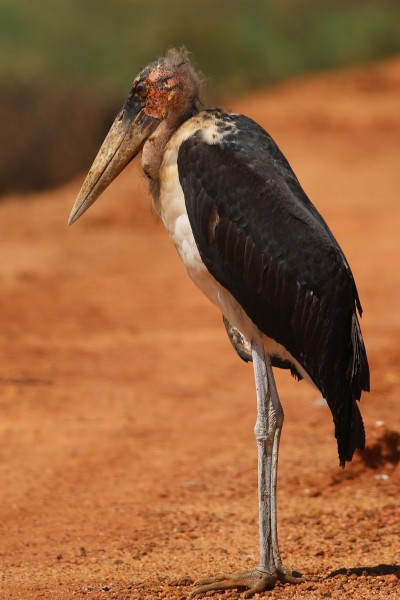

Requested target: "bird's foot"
[
  {"left": 191, "top": 568, "right": 276, "bottom": 598},
  {"left": 276, "top": 563, "right": 304, "bottom": 584},
  {"left": 190, "top": 564, "right": 304, "bottom": 598}
]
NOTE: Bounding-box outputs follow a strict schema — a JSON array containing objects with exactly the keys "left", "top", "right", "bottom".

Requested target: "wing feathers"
[{"left": 177, "top": 111, "right": 369, "bottom": 465}]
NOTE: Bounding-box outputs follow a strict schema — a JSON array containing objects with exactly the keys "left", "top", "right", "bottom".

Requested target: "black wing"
[{"left": 178, "top": 110, "right": 369, "bottom": 465}]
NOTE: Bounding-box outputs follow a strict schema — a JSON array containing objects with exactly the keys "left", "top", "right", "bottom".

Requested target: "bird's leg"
[
  {"left": 191, "top": 335, "right": 303, "bottom": 598},
  {"left": 252, "top": 337, "right": 276, "bottom": 578},
  {"left": 251, "top": 338, "right": 301, "bottom": 583},
  {"left": 264, "top": 347, "right": 303, "bottom": 584}
]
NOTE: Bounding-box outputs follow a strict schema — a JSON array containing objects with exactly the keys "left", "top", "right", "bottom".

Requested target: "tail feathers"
[
  {"left": 350, "top": 313, "right": 370, "bottom": 397},
  {"left": 337, "top": 399, "right": 365, "bottom": 467},
  {"left": 337, "top": 314, "right": 369, "bottom": 467}
]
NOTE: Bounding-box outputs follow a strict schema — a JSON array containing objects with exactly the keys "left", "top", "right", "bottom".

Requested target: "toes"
[
  {"left": 190, "top": 579, "right": 242, "bottom": 597},
  {"left": 280, "top": 573, "right": 304, "bottom": 584},
  {"left": 193, "top": 574, "right": 225, "bottom": 586},
  {"left": 191, "top": 570, "right": 278, "bottom": 597},
  {"left": 191, "top": 566, "right": 303, "bottom": 597},
  {"left": 277, "top": 565, "right": 305, "bottom": 584},
  {"left": 243, "top": 578, "right": 276, "bottom": 598}
]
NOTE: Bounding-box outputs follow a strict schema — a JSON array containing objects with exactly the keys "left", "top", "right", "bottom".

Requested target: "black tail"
[
  {"left": 337, "top": 398, "right": 365, "bottom": 466},
  {"left": 336, "top": 313, "right": 370, "bottom": 466},
  {"left": 350, "top": 313, "right": 370, "bottom": 397}
]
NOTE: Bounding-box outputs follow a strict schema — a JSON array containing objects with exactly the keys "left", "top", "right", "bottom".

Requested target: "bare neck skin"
[
  {"left": 141, "top": 120, "right": 173, "bottom": 197},
  {"left": 141, "top": 102, "right": 199, "bottom": 207}
]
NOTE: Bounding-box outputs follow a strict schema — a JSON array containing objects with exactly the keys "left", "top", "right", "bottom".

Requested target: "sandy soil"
[{"left": 1, "top": 58, "right": 399, "bottom": 599}]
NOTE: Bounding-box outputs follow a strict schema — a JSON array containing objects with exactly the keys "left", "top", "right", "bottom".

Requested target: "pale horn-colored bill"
[{"left": 68, "top": 106, "right": 159, "bottom": 225}]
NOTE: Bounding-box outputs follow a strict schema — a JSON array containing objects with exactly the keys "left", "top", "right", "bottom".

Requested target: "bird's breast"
[
  {"left": 156, "top": 114, "right": 310, "bottom": 379},
  {"left": 157, "top": 119, "right": 251, "bottom": 336},
  {"left": 158, "top": 124, "right": 218, "bottom": 298}
]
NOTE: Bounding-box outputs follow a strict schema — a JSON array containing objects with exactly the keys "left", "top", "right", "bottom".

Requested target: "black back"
[{"left": 177, "top": 110, "right": 370, "bottom": 465}]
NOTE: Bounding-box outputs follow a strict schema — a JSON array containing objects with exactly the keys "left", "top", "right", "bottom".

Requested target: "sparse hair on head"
[{"left": 162, "top": 47, "right": 204, "bottom": 106}]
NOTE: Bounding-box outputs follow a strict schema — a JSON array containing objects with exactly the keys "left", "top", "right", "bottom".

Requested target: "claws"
[
  {"left": 277, "top": 564, "right": 304, "bottom": 584},
  {"left": 190, "top": 565, "right": 304, "bottom": 597},
  {"left": 190, "top": 565, "right": 306, "bottom": 597}
]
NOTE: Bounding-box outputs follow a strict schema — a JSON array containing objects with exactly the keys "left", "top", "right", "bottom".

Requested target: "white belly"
[
  {"left": 156, "top": 120, "right": 308, "bottom": 379},
  {"left": 158, "top": 121, "right": 254, "bottom": 339}
]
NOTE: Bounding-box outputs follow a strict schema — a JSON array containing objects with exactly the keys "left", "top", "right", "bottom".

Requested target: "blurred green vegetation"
[
  {"left": 1, "top": 0, "right": 399, "bottom": 194},
  {"left": 1, "top": 0, "right": 399, "bottom": 96}
]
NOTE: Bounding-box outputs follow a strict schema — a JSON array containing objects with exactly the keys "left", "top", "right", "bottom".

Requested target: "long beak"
[{"left": 68, "top": 101, "right": 159, "bottom": 225}]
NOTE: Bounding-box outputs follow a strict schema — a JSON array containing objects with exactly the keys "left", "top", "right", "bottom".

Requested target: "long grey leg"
[
  {"left": 224, "top": 322, "right": 284, "bottom": 569},
  {"left": 252, "top": 335, "right": 302, "bottom": 583},
  {"left": 251, "top": 334, "right": 282, "bottom": 574},
  {"left": 265, "top": 354, "right": 284, "bottom": 568},
  {"left": 191, "top": 330, "right": 302, "bottom": 598}
]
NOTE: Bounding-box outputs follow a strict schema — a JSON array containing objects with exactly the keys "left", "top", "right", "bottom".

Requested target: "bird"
[{"left": 69, "top": 48, "right": 370, "bottom": 597}]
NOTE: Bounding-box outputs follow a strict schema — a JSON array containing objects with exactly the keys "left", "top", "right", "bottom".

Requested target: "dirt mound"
[
  {"left": 1, "top": 58, "right": 400, "bottom": 599},
  {"left": 361, "top": 428, "right": 400, "bottom": 469},
  {"left": 328, "top": 426, "right": 400, "bottom": 489}
]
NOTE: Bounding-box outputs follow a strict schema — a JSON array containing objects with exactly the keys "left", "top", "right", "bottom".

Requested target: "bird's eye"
[
  {"left": 136, "top": 81, "right": 148, "bottom": 98},
  {"left": 160, "top": 77, "right": 179, "bottom": 91}
]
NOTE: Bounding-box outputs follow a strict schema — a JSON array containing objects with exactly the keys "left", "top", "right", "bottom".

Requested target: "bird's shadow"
[{"left": 329, "top": 564, "right": 400, "bottom": 577}]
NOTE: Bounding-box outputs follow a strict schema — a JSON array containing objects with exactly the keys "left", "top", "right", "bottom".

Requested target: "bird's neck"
[
  {"left": 141, "top": 119, "right": 174, "bottom": 188},
  {"left": 141, "top": 103, "right": 200, "bottom": 203}
]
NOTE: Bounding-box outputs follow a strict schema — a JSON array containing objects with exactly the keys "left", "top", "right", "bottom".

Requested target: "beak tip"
[
  {"left": 68, "top": 205, "right": 82, "bottom": 225},
  {"left": 68, "top": 211, "right": 77, "bottom": 226},
  {"left": 67, "top": 104, "right": 158, "bottom": 227}
]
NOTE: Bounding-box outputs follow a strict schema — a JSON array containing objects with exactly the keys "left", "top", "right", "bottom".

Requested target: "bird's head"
[{"left": 68, "top": 48, "right": 201, "bottom": 225}]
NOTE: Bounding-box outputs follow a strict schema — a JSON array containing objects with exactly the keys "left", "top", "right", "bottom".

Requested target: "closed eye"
[
  {"left": 159, "top": 78, "right": 182, "bottom": 91},
  {"left": 136, "top": 81, "right": 149, "bottom": 98}
]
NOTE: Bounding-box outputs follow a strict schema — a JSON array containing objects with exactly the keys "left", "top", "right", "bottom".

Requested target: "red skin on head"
[{"left": 144, "top": 68, "right": 181, "bottom": 119}]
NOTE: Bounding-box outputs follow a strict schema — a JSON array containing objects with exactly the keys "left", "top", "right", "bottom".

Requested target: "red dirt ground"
[{"left": 1, "top": 59, "right": 399, "bottom": 599}]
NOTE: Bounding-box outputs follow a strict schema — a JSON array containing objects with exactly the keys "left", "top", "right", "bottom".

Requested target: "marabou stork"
[{"left": 69, "top": 49, "right": 369, "bottom": 597}]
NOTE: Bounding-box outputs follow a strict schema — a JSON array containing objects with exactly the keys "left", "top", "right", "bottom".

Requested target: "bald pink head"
[{"left": 134, "top": 48, "right": 202, "bottom": 123}]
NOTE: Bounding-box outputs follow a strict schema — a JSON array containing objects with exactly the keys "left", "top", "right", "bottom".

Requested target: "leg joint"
[{"left": 254, "top": 423, "right": 273, "bottom": 442}]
